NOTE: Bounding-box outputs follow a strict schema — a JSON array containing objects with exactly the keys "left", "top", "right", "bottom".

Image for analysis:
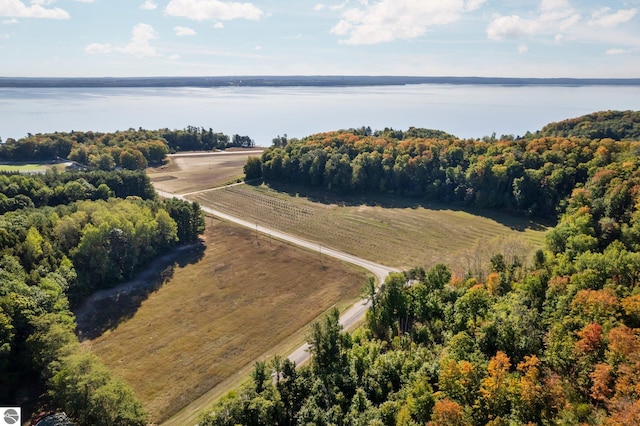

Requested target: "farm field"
[
  {"left": 0, "top": 161, "right": 72, "bottom": 173},
  {"left": 85, "top": 219, "right": 368, "bottom": 424},
  {"left": 187, "top": 183, "right": 550, "bottom": 275},
  {"left": 147, "top": 149, "right": 263, "bottom": 195}
]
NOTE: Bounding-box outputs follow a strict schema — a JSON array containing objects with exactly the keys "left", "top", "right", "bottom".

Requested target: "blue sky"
[{"left": 1, "top": 0, "right": 639, "bottom": 77}]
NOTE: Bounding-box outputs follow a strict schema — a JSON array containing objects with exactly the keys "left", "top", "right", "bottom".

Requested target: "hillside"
[{"left": 536, "top": 110, "right": 640, "bottom": 140}]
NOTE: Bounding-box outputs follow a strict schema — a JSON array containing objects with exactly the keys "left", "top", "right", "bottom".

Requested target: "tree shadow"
[
  {"left": 74, "top": 242, "right": 206, "bottom": 341},
  {"left": 263, "top": 181, "right": 554, "bottom": 232}
]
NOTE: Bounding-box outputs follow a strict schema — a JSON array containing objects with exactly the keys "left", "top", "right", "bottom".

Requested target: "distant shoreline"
[{"left": 1, "top": 76, "right": 640, "bottom": 88}]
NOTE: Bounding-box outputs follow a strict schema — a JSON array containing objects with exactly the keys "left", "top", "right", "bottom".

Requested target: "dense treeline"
[
  {"left": 0, "top": 169, "right": 204, "bottom": 423},
  {"left": 203, "top": 112, "right": 640, "bottom": 424},
  {"left": 255, "top": 112, "right": 640, "bottom": 219},
  {"left": 0, "top": 169, "right": 156, "bottom": 214},
  {"left": 0, "top": 126, "right": 255, "bottom": 170},
  {"left": 536, "top": 110, "right": 640, "bottom": 141}
]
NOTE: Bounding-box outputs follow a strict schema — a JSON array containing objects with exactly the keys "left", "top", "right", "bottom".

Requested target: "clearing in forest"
[
  {"left": 188, "top": 183, "right": 550, "bottom": 276},
  {"left": 147, "top": 149, "right": 263, "bottom": 195},
  {"left": 85, "top": 220, "right": 368, "bottom": 424}
]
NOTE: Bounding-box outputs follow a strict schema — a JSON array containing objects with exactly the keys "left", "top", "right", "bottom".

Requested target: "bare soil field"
[
  {"left": 188, "top": 183, "right": 549, "bottom": 276},
  {"left": 86, "top": 220, "right": 368, "bottom": 424},
  {"left": 147, "top": 149, "right": 263, "bottom": 194}
]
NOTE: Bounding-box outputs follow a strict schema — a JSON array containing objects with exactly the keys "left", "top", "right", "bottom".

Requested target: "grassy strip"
[{"left": 0, "top": 164, "right": 46, "bottom": 172}]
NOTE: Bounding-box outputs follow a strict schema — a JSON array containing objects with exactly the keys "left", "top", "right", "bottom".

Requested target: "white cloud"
[
  {"left": 465, "top": 0, "right": 486, "bottom": 12},
  {"left": 487, "top": 2, "right": 638, "bottom": 45},
  {"left": 174, "top": 25, "right": 196, "bottom": 36},
  {"left": 86, "top": 23, "right": 159, "bottom": 57},
  {"left": 118, "top": 23, "right": 158, "bottom": 56},
  {"left": 605, "top": 47, "right": 639, "bottom": 55},
  {"left": 0, "top": 0, "right": 69, "bottom": 19},
  {"left": 254, "top": 44, "right": 261, "bottom": 50},
  {"left": 486, "top": 15, "right": 531, "bottom": 40},
  {"left": 487, "top": 0, "right": 579, "bottom": 41},
  {"left": 140, "top": 0, "right": 157, "bottom": 10},
  {"left": 517, "top": 43, "right": 528, "bottom": 54},
  {"left": 169, "top": 53, "right": 180, "bottom": 60},
  {"left": 605, "top": 48, "right": 625, "bottom": 55},
  {"left": 85, "top": 42, "right": 113, "bottom": 54},
  {"left": 588, "top": 7, "right": 636, "bottom": 28},
  {"left": 330, "top": 0, "right": 486, "bottom": 45},
  {"left": 165, "top": 0, "right": 263, "bottom": 21},
  {"left": 2, "top": 17, "right": 18, "bottom": 24},
  {"left": 213, "top": 21, "right": 224, "bottom": 28},
  {"left": 314, "top": 2, "right": 346, "bottom": 12}
]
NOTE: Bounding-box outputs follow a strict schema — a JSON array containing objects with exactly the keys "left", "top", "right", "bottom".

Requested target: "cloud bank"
[
  {"left": 165, "top": 0, "right": 263, "bottom": 21},
  {"left": 487, "top": 1, "right": 637, "bottom": 42},
  {"left": 330, "top": 0, "right": 486, "bottom": 45},
  {"left": 0, "top": 0, "right": 69, "bottom": 19}
]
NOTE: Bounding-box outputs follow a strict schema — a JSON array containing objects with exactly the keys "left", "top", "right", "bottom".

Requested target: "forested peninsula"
[{"left": 2, "top": 110, "right": 640, "bottom": 425}]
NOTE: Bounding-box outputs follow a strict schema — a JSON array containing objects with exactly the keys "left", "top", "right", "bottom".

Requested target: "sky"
[{"left": 0, "top": 0, "right": 639, "bottom": 77}]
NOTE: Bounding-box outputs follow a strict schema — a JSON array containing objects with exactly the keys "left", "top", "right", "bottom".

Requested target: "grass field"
[
  {"left": 147, "top": 150, "right": 263, "bottom": 195},
  {"left": 86, "top": 219, "right": 368, "bottom": 424},
  {"left": 187, "top": 183, "right": 549, "bottom": 275},
  {"left": 0, "top": 163, "right": 48, "bottom": 172}
]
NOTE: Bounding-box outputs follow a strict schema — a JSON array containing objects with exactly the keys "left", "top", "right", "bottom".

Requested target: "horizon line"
[{"left": 1, "top": 75, "right": 640, "bottom": 88}]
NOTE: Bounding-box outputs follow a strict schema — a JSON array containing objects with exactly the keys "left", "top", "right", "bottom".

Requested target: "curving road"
[{"left": 154, "top": 186, "right": 398, "bottom": 367}]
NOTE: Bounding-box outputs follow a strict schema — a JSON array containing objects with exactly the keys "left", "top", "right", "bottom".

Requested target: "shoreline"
[{"left": 2, "top": 75, "right": 640, "bottom": 88}]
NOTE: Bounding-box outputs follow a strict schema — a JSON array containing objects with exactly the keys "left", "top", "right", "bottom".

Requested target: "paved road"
[
  {"left": 155, "top": 184, "right": 398, "bottom": 425},
  {"left": 155, "top": 187, "right": 398, "bottom": 354}
]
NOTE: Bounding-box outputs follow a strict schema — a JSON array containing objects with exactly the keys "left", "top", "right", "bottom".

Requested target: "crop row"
[{"left": 188, "top": 184, "right": 541, "bottom": 270}]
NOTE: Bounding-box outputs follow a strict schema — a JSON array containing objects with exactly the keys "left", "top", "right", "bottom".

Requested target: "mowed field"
[
  {"left": 188, "top": 183, "right": 549, "bottom": 275},
  {"left": 0, "top": 161, "right": 73, "bottom": 173},
  {"left": 87, "top": 220, "right": 368, "bottom": 424},
  {"left": 147, "top": 149, "right": 263, "bottom": 195}
]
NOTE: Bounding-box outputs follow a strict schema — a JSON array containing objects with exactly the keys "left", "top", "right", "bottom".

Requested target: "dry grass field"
[
  {"left": 147, "top": 149, "right": 263, "bottom": 195},
  {"left": 86, "top": 220, "right": 368, "bottom": 424},
  {"left": 187, "top": 183, "right": 549, "bottom": 276}
]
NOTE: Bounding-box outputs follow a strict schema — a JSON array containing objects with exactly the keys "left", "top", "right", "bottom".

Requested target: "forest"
[
  {"left": 0, "top": 126, "right": 255, "bottom": 170},
  {"left": 3, "top": 110, "right": 640, "bottom": 425},
  {"left": 0, "top": 168, "right": 204, "bottom": 425},
  {"left": 252, "top": 111, "right": 640, "bottom": 219},
  {"left": 202, "top": 110, "right": 640, "bottom": 425}
]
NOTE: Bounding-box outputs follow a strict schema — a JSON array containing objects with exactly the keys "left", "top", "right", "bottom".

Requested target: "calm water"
[{"left": 1, "top": 84, "right": 639, "bottom": 145}]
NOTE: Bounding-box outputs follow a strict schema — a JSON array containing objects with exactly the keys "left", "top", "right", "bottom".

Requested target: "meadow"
[
  {"left": 0, "top": 163, "right": 51, "bottom": 172},
  {"left": 187, "top": 183, "right": 549, "bottom": 277},
  {"left": 86, "top": 219, "right": 368, "bottom": 424}
]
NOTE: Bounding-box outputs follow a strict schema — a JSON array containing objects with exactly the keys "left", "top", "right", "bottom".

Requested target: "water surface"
[{"left": 1, "top": 84, "right": 638, "bottom": 144}]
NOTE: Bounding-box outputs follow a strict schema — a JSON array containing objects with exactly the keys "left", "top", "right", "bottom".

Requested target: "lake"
[{"left": 1, "top": 84, "right": 639, "bottom": 145}]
